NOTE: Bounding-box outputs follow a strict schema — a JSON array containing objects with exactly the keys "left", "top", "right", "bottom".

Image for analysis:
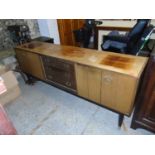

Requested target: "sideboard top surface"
[{"left": 15, "top": 41, "right": 148, "bottom": 78}]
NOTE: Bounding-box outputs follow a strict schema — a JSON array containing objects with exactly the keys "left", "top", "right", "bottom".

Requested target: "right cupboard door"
[{"left": 101, "top": 70, "right": 138, "bottom": 115}]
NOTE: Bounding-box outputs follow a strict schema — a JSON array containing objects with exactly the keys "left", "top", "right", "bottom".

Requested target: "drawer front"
[
  {"left": 75, "top": 64, "right": 101, "bottom": 103},
  {"left": 42, "top": 56, "right": 76, "bottom": 90},
  {"left": 42, "top": 56, "right": 73, "bottom": 72},
  {"left": 45, "top": 67, "right": 75, "bottom": 88},
  {"left": 101, "top": 70, "right": 137, "bottom": 115}
]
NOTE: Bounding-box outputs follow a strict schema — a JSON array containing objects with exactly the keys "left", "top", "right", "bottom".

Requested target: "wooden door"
[
  {"left": 57, "top": 19, "right": 85, "bottom": 46},
  {"left": 75, "top": 64, "right": 101, "bottom": 103},
  {"left": 16, "top": 49, "right": 45, "bottom": 80},
  {"left": 101, "top": 70, "right": 138, "bottom": 115},
  {"left": 41, "top": 55, "right": 77, "bottom": 91}
]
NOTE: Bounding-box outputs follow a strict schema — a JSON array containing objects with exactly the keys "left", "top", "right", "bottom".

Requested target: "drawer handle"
[{"left": 65, "top": 82, "right": 71, "bottom": 87}]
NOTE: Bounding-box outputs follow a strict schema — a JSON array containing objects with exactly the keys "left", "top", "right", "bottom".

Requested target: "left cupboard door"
[{"left": 15, "top": 49, "right": 45, "bottom": 80}]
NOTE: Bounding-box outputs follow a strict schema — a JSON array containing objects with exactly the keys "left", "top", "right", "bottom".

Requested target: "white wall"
[
  {"left": 37, "top": 19, "right": 50, "bottom": 37},
  {"left": 37, "top": 19, "right": 60, "bottom": 44}
]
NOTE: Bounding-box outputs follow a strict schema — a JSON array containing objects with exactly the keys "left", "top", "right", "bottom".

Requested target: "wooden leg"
[
  {"left": 130, "top": 120, "right": 139, "bottom": 130},
  {"left": 25, "top": 74, "right": 36, "bottom": 85},
  {"left": 118, "top": 114, "right": 124, "bottom": 127}
]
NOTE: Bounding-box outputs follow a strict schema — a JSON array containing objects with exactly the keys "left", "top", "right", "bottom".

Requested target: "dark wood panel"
[
  {"left": 147, "top": 92, "right": 155, "bottom": 122},
  {"left": 41, "top": 55, "right": 76, "bottom": 90},
  {"left": 42, "top": 55, "right": 73, "bottom": 72},
  {"left": 57, "top": 19, "right": 85, "bottom": 46}
]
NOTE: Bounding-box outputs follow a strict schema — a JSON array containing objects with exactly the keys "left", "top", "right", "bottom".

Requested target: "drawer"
[
  {"left": 46, "top": 71, "right": 76, "bottom": 89},
  {"left": 42, "top": 56, "right": 73, "bottom": 72},
  {"left": 42, "top": 56, "right": 76, "bottom": 90}
]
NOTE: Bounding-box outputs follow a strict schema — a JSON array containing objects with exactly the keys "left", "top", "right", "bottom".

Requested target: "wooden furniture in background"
[
  {"left": 131, "top": 51, "right": 155, "bottom": 133},
  {"left": 15, "top": 41, "right": 148, "bottom": 126},
  {"left": 57, "top": 19, "right": 85, "bottom": 46}
]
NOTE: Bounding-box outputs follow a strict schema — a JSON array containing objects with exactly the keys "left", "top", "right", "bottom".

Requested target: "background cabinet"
[
  {"left": 75, "top": 64, "right": 101, "bottom": 103},
  {"left": 131, "top": 54, "right": 155, "bottom": 133},
  {"left": 57, "top": 19, "right": 85, "bottom": 46},
  {"left": 16, "top": 49, "right": 44, "bottom": 80}
]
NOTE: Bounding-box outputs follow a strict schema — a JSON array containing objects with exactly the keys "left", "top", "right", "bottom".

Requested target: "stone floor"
[{"left": 4, "top": 77, "right": 153, "bottom": 135}]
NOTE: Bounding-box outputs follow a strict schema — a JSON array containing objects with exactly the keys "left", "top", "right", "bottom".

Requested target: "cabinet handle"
[
  {"left": 103, "top": 75, "right": 112, "bottom": 83},
  {"left": 65, "top": 81, "right": 71, "bottom": 87}
]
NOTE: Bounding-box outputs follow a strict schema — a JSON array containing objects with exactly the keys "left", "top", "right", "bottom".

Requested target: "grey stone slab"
[
  {"left": 4, "top": 78, "right": 153, "bottom": 135},
  {"left": 33, "top": 85, "right": 99, "bottom": 135},
  {"left": 83, "top": 108, "right": 126, "bottom": 135},
  {"left": 5, "top": 81, "right": 59, "bottom": 134},
  {"left": 33, "top": 104, "right": 98, "bottom": 135}
]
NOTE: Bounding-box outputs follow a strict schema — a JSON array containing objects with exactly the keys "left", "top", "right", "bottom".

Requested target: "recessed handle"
[{"left": 103, "top": 75, "right": 112, "bottom": 83}]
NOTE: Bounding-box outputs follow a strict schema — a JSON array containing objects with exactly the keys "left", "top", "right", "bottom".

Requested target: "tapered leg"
[
  {"left": 26, "top": 75, "right": 36, "bottom": 85},
  {"left": 118, "top": 114, "right": 124, "bottom": 127}
]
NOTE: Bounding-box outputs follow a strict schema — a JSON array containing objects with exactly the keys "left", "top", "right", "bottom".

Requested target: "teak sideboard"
[{"left": 15, "top": 41, "right": 148, "bottom": 126}]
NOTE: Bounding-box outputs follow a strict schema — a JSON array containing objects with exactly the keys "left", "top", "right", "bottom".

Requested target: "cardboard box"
[
  {"left": 0, "top": 65, "right": 8, "bottom": 75},
  {"left": 0, "top": 71, "right": 20, "bottom": 105}
]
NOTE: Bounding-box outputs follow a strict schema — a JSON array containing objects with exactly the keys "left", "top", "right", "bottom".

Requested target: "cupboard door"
[
  {"left": 41, "top": 55, "right": 76, "bottom": 90},
  {"left": 87, "top": 67, "right": 101, "bottom": 103},
  {"left": 75, "top": 64, "right": 89, "bottom": 98},
  {"left": 101, "top": 70, "right": 138, "bottom": 115},
  {"left": 16, "top": 50, "right": 44, "bottom": 79},
  {"left": 75, "top": 64, "right": 101, "bottom": 103},
  {"left": 16, "top": 50, "right": 29, "bottom": 73}
]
